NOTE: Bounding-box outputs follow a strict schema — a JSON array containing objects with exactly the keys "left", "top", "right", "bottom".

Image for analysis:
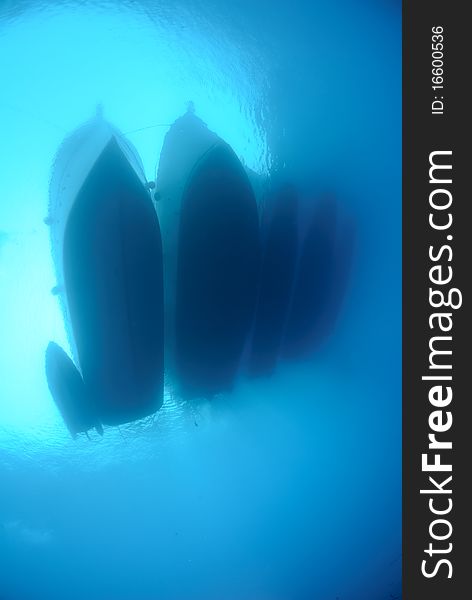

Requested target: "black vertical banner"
[{"left": 403, "top": 2, "right": 470, "bottom": 599}]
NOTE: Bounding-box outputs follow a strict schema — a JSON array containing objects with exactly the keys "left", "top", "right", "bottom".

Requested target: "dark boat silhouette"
[
  {"left": 45, "top": 114, "right": 164, "bottom": 433},
  {"left": 248, "top": 184, "right": 298, "bottom": 376},
  {"left": 155, "top": 109, "right": 264, "bottom": 397},
  {"left": 282, "top": 197, "right": 338, "bottom": 359},
  {"left": 174, "top": 141, "right": 260, "bottom": 397},
  {"left": 154, "top": 109, "right": 220, "bottom": 379},
  {"left": 45, "top": 342, "right": 103, "bottom": 438}
]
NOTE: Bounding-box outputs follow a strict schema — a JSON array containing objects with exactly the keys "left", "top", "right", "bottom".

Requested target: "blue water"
[{"left": 0, "top": 1, "right": 401, "bottom": 599}]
